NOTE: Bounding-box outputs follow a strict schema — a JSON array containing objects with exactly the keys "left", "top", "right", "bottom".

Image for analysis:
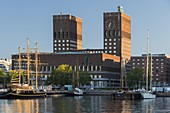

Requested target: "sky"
[{"left": 0, "top": 0, "right": 170, "bottom": 58}]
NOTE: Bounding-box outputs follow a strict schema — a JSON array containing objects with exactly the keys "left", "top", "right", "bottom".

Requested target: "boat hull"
[
  {"left": 7, "top": 92, "right": 46, "bottom": 99},
  {"left": 141, "top": 92, "right": 156, "bottom": 99}
]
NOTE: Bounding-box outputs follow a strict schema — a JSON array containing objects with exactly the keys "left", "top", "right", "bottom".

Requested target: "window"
[
  {"left": 58, "top": 40, "right": 61, "bottom": 42},
  {"left": 109, "top": 43, "right": 112, "bottom": 45},
  {"left": 114, "top": 30, "right": 116, "bottom": 36},
  {"left": 105, "top": 43, "right": 107, "bottom": 45},
  {"left": 54, "top": 32, "right": 56, "bottom": 38},
  {"left": 105, "top": 39, "right": 107, "bottom": 41},
  {"left": 113, "top": 42, "right": 116, "bottom": 45},
  {"left": 58, "top": 44, "right": 61, "bottom": 46},
  {"left": 58, "top": 32, "right": 61, "bottom": 38},
  {"left": 67, "top": 32, "right": 69, "bottom": 38},
  {"left": 67, "top": 40, "right": 69, "bottom": 42},
  {"left": 62, "top": 32, "right": 64, "bottom": 38},
  {"left": 105, "top": 47, "right": 107, "bottom": 49},
  {"left": 62, "top": 40, "right": 65, "bottom": 42},
  {"left": 113, "top": 51, "right": 116, "bottom": 53},
  {"left": 118, "top": 30, "right": 121, "bottom": 36},
  {"left": 109, "top": 30, "right": 112, "bottom": 37},
  {"left": 113, "top": 38, "right": 116, "bottom": 41},
  {"left": 109, "top": 39, "right": 112, "bottom": 41},
  {"left": 104, "top": 31, "right": 107, "bottom": 37},
  {"left": 54, "top": 40, "right": 57, "bottom": 42},
  {"left": 113, "top": 47, "right": 116, "bottom": 49},
  {"left": 109, "top": 47, "right": 112, "bottom": 49},
  {"left": 63, "top": 44, "right": 65, "bottom": 46}
]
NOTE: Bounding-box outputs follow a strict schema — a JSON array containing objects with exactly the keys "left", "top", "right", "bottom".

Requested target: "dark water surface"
[{"left": 0, "top": 95, "right": 170, "bottom": 113}]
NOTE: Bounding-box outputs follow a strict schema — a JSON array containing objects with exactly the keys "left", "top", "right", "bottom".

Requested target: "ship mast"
[
  {"left": 27, "top": 38, "right": 30, "bottom": 86},
  {"left": 150, "top": 53, "right": 152, "bottom": 91},
  {"left": 35, "top": 42, "right": 38, "bottom": 90},
  {"left": 146, "top": 30, "right": 150, "bottom": 92},
  {"left": 18, "top": 47, "right": 21, "bottom": 84}
]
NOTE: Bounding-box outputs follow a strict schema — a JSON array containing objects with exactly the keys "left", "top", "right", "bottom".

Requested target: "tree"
[
  {"left": 79, "top": 71, "right": 91, "bottom": 86},
  {"left": 46, "top": 64, "right": 92, "bottom": 88},
  {"left": 46, "top": 64, "right": 73, "bottom": 86},
  {"left": 126, "top": 67, "right": 144, "bottom": 90},
  {"left": 0, "top": 68, "right": 7, "bottom": 89},
  {"left": 0, "top": 68, "right": 6, "bottom": 77},
  {"left": 9, "top": 70, "right": 25, "bottom": 84}
]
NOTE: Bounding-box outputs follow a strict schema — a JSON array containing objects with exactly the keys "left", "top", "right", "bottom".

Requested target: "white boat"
[
  {"left": 73, "top": 88, "right": 83, "bottom": 96},
  {"left": 141, "top": 30, "right": 156, "bottom": 99},
  {"left": 141, "top": 92, "right": 156, "bottom": 99}
]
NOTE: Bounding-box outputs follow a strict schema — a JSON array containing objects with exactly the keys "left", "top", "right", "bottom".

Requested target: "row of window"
[
  {"left": 105, "top": 42, "right": 117, "bottom": 46},
  {"left": 90, "top": 75, "right": 102, "bottom": 78},
  {"left": 104, "top": 30, "right": 121, "bottom": 37},
  {"left": 105, "top": 51, "right": 117, "bottom": 54},
  {"left": 54, "top": 43, "right": 70, "bottom": 47},
  {"left": 132, "top": 62, "right": 164, "bottom": 65},
  {"left": 105, "top": 38, "right": 117, "bottom": 41},
  {"left": 132, "top": 58, "right": 164, "bottom": 62},
  {"left": 105, "top": 46, "right": 116, "bottom": 50},
  {"left": 54, "top": 48, "right": 69, "bottom": 50},
  {"left": 14, "top": 65, "right": 102, "bottom": 72},
  {"left": 54, "top": 39, "right": 70, "bottom": 43}
]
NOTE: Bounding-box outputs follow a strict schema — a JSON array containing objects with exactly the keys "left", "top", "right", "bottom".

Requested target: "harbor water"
[{"left": 0, "top": 96, "right": 170, "bottom": 113}]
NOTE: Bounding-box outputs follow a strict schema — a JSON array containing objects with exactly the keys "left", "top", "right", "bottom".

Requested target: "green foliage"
[
  {"left": 46, "top": 64, "right": 92, "bottom": 87},
  {"left": 9, "top": 70, "right": 26, "bottom": 84},
  {"left": 127, "top": 67, "right": 144, "bottom": 90},
  {"left": 0, "top": 68, "right": 11, "bottom": 85},
  {"left": 0, "top": 68, "right": 6, "bottom": 77},
  {"left": 46, "top": 64, "right": 73, "bottom": 86},
  {"left": 56, "top": 64, "right": 72, "bottom": 73},
  {"left": 79, "top": 70, "right": 91, "bottom": 86}
]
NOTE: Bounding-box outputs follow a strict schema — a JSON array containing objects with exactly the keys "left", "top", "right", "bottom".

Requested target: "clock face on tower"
[{"left": 105, "top": 19, "right": 116, "bottom": 29}]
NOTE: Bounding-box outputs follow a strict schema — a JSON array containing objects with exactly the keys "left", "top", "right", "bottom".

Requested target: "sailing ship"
[
  {"left": 8, "top": 38, "right": 46, "bottom": 99},
  {"left": 141, "top": 30, "right": 156, "bottom": 99}
]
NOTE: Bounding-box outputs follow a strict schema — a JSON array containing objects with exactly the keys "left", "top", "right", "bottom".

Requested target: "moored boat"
[
  {"left": 7, "top": 88, "right": 46, "bottom": 99},
  {"left": 141, "top": 92, "right": 156, "bottom": 99},
  {"left": 66, "top": 88, "right": 84, "bottom": 96},
  {"left": 141, "top": 30, "right": 156, "bottom": 99}
]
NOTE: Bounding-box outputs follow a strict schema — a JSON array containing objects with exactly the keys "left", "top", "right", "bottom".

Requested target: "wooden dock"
[{"left": 111, "top": 92, "right": 142, "bottom": 100}]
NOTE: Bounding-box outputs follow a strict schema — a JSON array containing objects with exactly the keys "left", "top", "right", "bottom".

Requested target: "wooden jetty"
[{"left": 112, "top": 92, "right": 142, "bottom": 100}]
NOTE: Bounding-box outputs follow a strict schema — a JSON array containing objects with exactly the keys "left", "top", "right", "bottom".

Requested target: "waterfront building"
[
  {"left": 12, "top": 52, "right": 120, "bottom": 88},
  {"left": 103, "top": 6, "right": 131, "bottom": 61},
  {"left": 12, "top": 6, "right": 132, "bottom": 89},
  {"left": 130, "top": 54, "right": 170, "bottom": 86},
  {"left": 0, "top": 58, "right": 11, "bottom": 72},
  {"left": 53, "top": 14, "right": 82, "bottom": 53}
]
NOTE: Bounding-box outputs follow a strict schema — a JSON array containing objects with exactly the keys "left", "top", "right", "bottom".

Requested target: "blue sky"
[{"left": 0, "top": 0, "right": 170, "bottom": 58}]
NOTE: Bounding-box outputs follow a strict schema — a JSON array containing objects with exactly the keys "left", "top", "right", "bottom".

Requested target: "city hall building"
[{"left": 12, "top": 6, "right": 131, "bottom": 89}]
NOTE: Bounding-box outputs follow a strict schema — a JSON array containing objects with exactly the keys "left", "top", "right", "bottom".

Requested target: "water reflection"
[
  {"left": 0, "top": 96, "right": 170, "bottom": 113},
  {"left": 0, "top": 99, "right": 39, "bottom": 113}
]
